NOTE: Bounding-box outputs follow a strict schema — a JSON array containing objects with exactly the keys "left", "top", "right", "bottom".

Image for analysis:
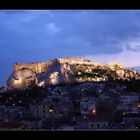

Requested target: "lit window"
[
  {"left": 123, "top": 112, "right": 126, "bottom": 115},
  {"left": 92, "top": 109, "right": 96, "bottom": 115},
  {"left": 48, "top": 109, "right": 54, "bottom": 113}
]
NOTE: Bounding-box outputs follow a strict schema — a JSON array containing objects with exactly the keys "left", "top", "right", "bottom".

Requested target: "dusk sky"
[{"left": 1, "top": 10, "right": 140, "bottom": 86}]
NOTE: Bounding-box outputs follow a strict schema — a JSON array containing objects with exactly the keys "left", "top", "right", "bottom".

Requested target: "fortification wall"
[
  {"left": 13, "top": 58, "right": 86, "bottom": 74},
  {"left": 57, "top": 57, "right": 84, "bottom": 63},
  {"left": 13, "top": 60, "right": 57, "bottom": 74},
  {"left": 57, "top": 57, "right": 95, "bottom": 65}
]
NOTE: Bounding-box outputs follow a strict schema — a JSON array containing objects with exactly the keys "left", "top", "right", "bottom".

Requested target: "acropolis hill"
[{"left": 7, "top": 57, "right": 140, "bottom": 89}]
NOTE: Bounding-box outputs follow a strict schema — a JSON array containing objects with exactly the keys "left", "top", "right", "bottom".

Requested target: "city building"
[
  {"left": 80, "top": 99, "right": 96, "bottom": 117},
  {"left": 80, "top": 117, "right": 109, "bottom": 129},
  {"left": 119, "top": 93, "right": 139, "bottom": 103},
  {"left": 29, "top": 102, "right": 52, "bottom": 119}
]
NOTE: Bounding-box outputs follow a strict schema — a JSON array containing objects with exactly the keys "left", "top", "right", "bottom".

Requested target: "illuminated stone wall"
[
  {"left": 7, "top": 59, "right": 58, "bottom": 88},
  {"left": 12, "top": 57, "right": 86, "bottom": 74},
  {"left": 7, "top": 57, "right": 93, "bottom": 88},
  {"left": 13, "top": 60, "right": 57, "bottom": 74},
  {"left": 8, "top": 57, "right": 139, "bottom": 89},
  {"left": 57, "top": 57, "right": 84, "bottom": 63}
]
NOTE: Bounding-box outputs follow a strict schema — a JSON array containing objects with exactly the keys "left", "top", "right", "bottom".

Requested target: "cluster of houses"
[
  {"left": 0, "top": 81, "right": 140, "bottom": 130},
  {"left": 26, "top": 91, "right": 140, "bottom": 130}
]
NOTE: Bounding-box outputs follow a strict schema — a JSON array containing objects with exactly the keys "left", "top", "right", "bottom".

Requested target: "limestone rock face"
[
  {"left": 7, "top": 68, "right": 36, "bottom": 89},
  {"left": 48, "top": 72, "right": 61, "bottom": 85},
  {"left": 7, "top": 57, "right": 140, "bottom": 89}
]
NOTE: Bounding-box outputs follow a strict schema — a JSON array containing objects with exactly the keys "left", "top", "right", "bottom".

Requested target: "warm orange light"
[
  {"left": 92, "top": 109, "right": 96, "bottom": 114},
  {"left": 123, "top": 112, "right": 126, "bottom": 115},
  {"left": 49, "top": 109, "right": 53, "bottom": 113},
  {"left": 38, "top": 81, "right": 45, "bottom": 87}
]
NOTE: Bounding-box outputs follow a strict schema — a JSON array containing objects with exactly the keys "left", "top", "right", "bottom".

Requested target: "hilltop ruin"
[{"left": 7, "top": 57, "right": 140, "bottom": 89}]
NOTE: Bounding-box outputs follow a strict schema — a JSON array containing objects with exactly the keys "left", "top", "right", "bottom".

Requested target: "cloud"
[
  {"left": 46, "top": 22, "right": 60, "bottom": 34},
  {"left": 85, "top": 35, "right": 140, "bottom": 67},
  {"left": 1, "top": 10, "right": 140, "bottom": 86},
  {"left": 85, "top": 50, "right": 140, "bottom": 67},
  {"left": 122, "top": 36, "right": 140, "bottom": 51}
]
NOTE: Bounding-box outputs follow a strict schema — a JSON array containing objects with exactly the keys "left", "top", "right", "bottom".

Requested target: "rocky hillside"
[{"left": 7, "top": 57, "right": 140, "bottom": 89}]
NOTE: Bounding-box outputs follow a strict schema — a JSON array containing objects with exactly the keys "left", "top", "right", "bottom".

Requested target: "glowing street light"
[
  {"left": 48, "top": 109, "right": 54, "bottom": 113},
  {"left": 92, "top": 109, "right": 96, "bottom": 115}
]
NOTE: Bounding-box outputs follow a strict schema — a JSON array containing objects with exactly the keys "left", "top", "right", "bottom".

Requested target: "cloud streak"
[{"left": 85, "top": 35, "right": 140, "bottom": 67}]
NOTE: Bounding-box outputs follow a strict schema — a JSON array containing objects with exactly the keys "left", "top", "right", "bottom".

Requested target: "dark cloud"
[{"left": 0, "top": 10, "right": 140, "bottom": 86}]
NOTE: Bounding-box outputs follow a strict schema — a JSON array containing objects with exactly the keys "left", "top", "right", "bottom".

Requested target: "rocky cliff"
[{"left": 7, "top": 57, "right": 140, "bottom": 89}]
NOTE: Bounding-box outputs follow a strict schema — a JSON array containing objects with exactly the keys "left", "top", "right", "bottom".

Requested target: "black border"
[
  {"left": 0, "top": 130, "right": 138, "bottom": 140},
  {"left": 0, "top": 0, "right": 140, "bottom": 140},
  {"left": 0, "top": 0, "right": 140, "bottom": 9}
]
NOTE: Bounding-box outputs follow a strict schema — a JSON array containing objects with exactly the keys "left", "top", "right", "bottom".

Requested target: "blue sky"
[{"left": 1, "top": 10, "right": 140, "bottom": 86}]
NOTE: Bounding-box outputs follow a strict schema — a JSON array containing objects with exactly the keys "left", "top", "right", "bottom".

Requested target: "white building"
[
  {"left": 29, "top": 103, "right": 52, "bottom": 119},
  {"left": 80, "top": 118, "right": 109, "bottom": 129},
  {"left": 0, "top": 105, "right": 24, "bottom": 121},
  {"left": 87, "top": 120, "right": 109, "bottom": 129},
  {"left": 123, "top": 117, "right": 140, "bottom": 124},
  {"left": 116, "top": 104, "right": 130, "bottom": 111},
  {"left": 119, "top": 94, "right": 139, "bottom": 103},
  {"left": 80, "top": 99, "right": 96, "bottom": 116}
]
